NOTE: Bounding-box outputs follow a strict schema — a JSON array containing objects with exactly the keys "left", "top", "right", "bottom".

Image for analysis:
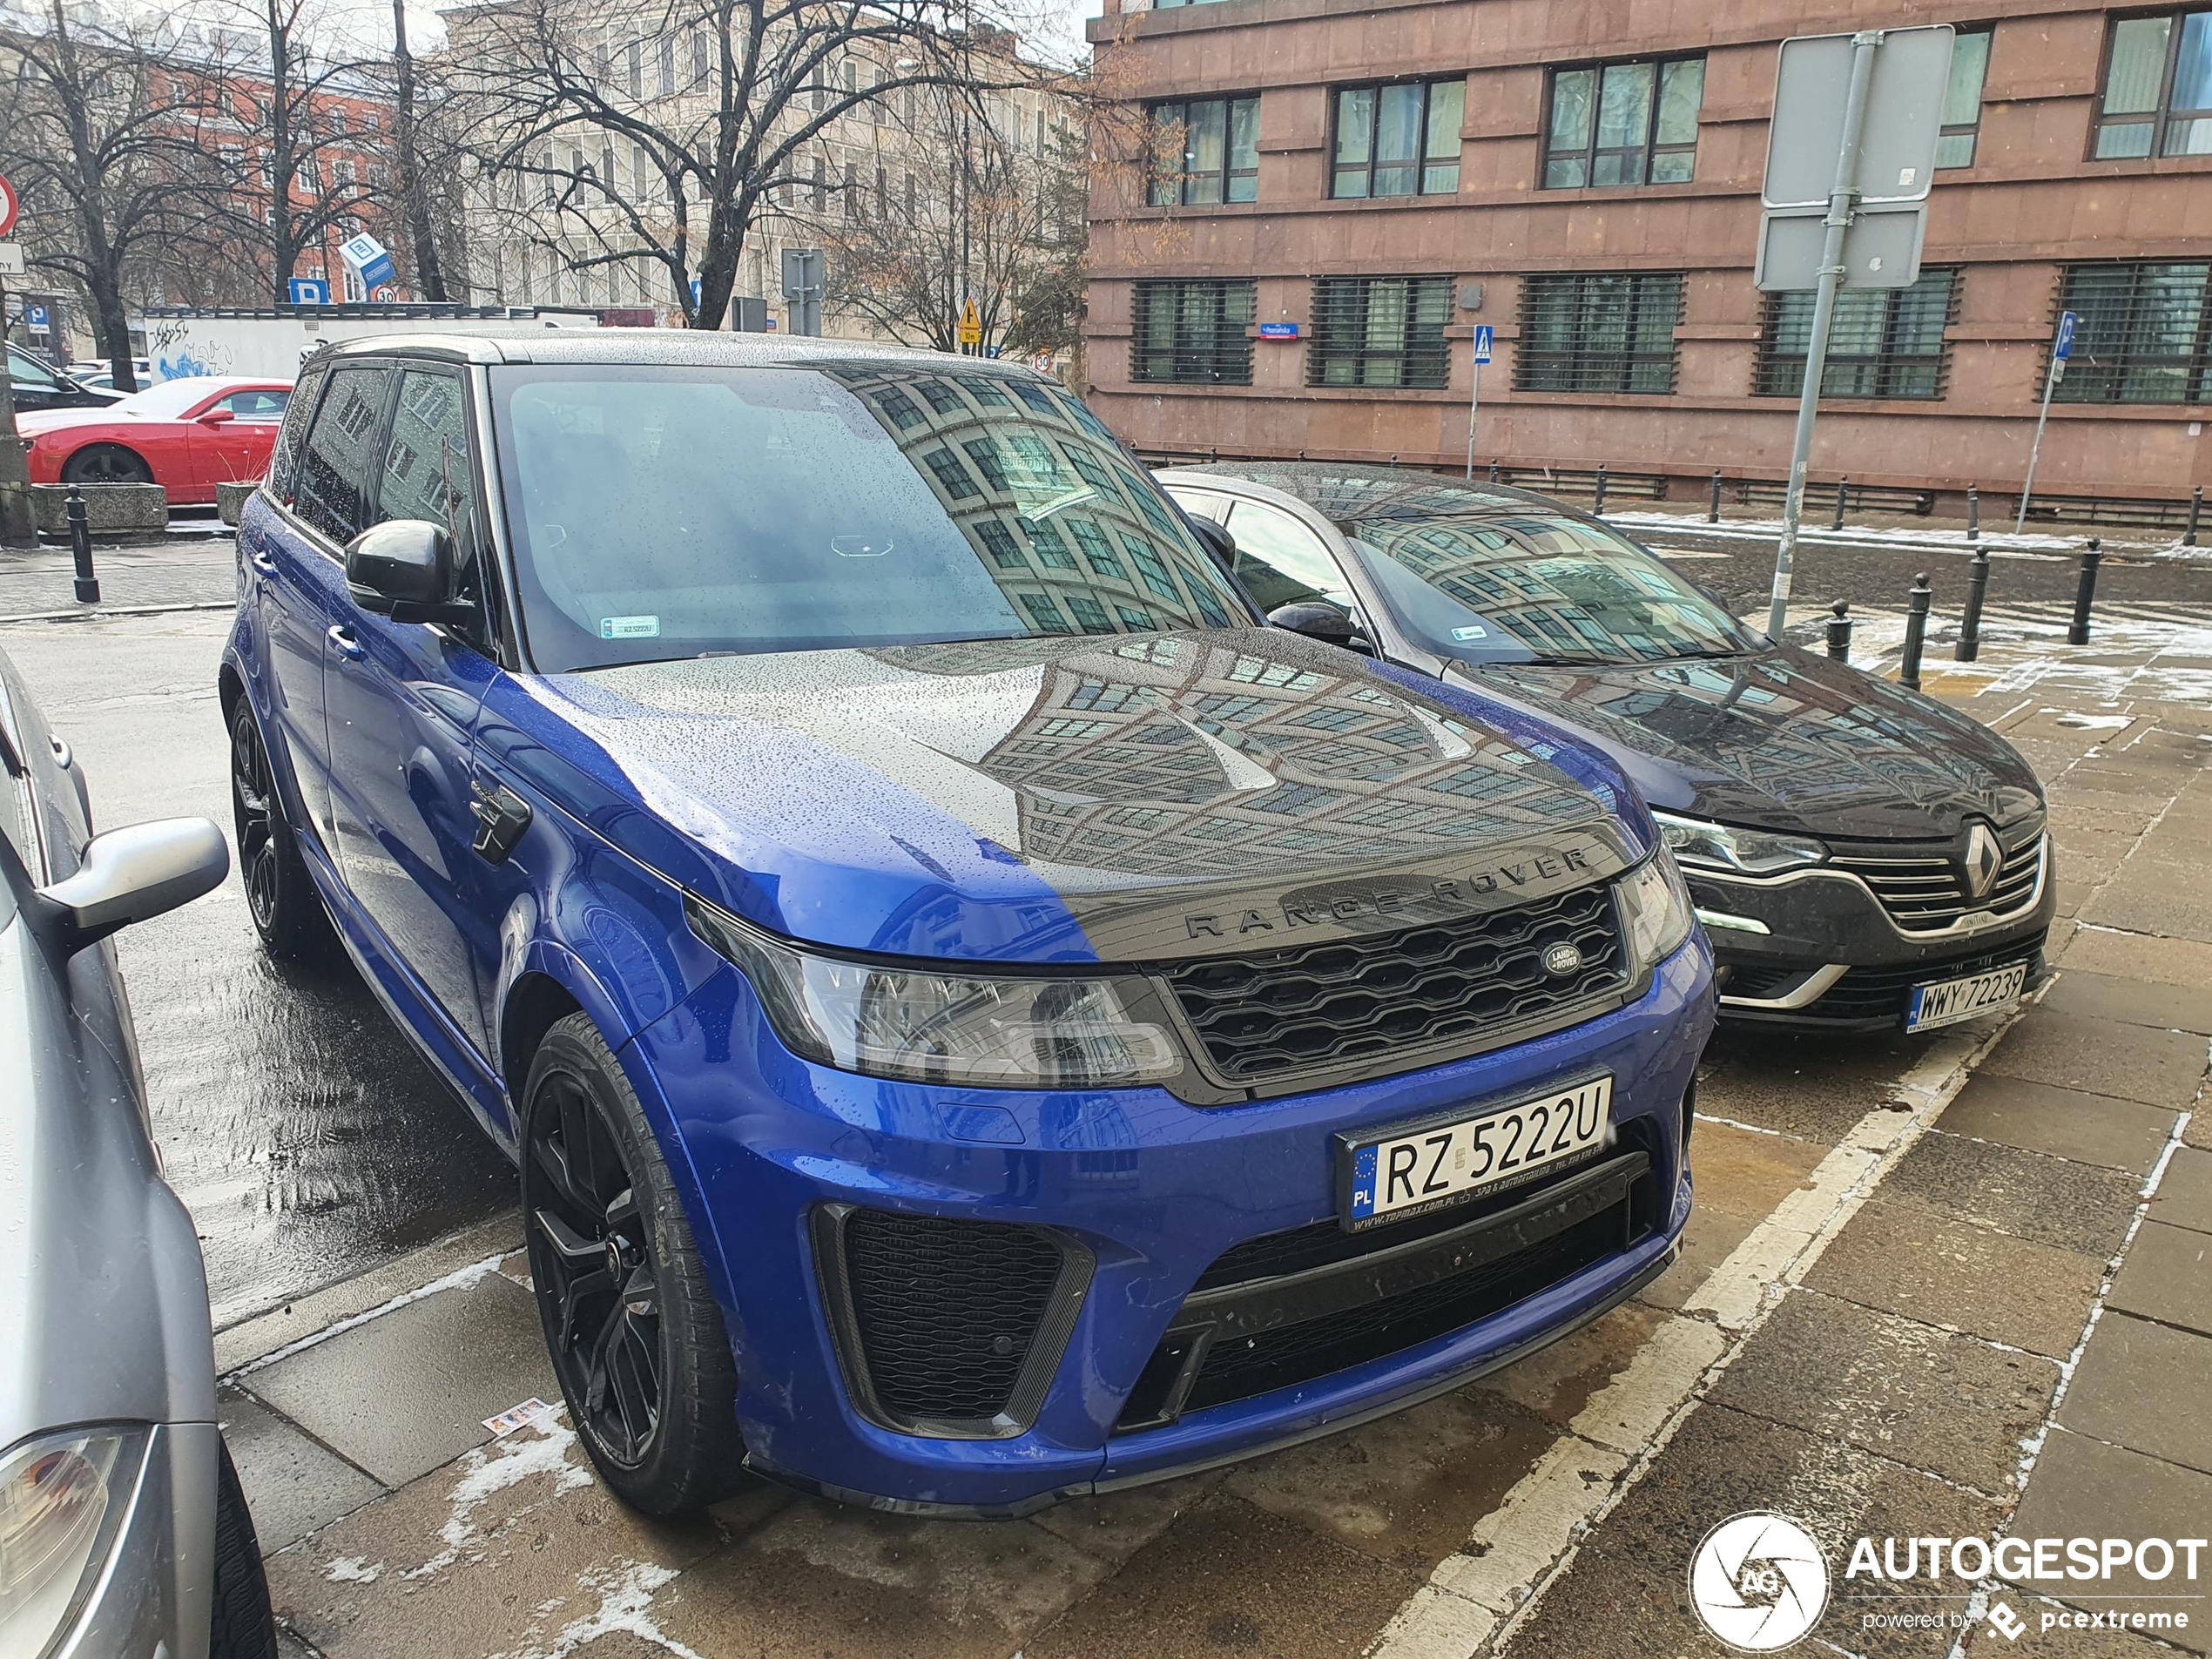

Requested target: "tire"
[
  {"left": 228, "top": 698, "right": 330, "bottom": 960},
  {"left": 58, "top": 442, "right": 153, "bottom": 485},
  {"left": 521, "top": 1013, "right": 745, "bottom": 1514},
  {"left": 209, "top": 1438, "right": 279, "bottom": 1659}
]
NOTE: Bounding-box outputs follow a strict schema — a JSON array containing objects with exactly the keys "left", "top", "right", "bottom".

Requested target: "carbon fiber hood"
[{"left": 534, "top": 630, "right": 1647, "bottom": 963}]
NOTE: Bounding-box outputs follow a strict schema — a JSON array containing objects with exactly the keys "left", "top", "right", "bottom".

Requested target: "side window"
[
  {"left": 1224, "top": 501, "right": 1358, "bottom": 613},
  {"left": 217, "top": 388, "right": 291, "bottom": 420},
  {"left": 7, "top": 348, "right": 59, "bottom": 393},
  {"left": 378, "top": 368, "right": 482, "bottom": 594},
  {"left": 294, "top": 365, "right": 391, "bottom": 546},
  {"left": 0, "top": 712, "right": 32, "bottom": 873},
  {"left": 267, "top": 362, "right": 329, "bottom": 503}
]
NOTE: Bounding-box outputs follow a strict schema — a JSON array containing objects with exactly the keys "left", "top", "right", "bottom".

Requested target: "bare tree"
[
  {"left": 813, "top": 84, "right": 1081, "bottom": 356},
  {"left": 0, "top": 1, "right": 224, "bottom": 388},
  {"left": 448, "top": 0, "right": 1048, "bottom": 327},
  {"left": 388, "top": 0, "right": 448, "bottom": 299}
]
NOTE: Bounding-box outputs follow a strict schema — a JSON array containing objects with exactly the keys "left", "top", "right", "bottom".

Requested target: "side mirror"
[
  {"left": 197, "top": 407, "right": 238, "bottom": 427},
  {"left": 1184, "top": 514, "right": 1238, "bottom": 577},
  {"left": 1267, "top": 600, "right": 1377, "bottom": 657},
  {"left": 32, "top": 819, "right": 229, "bottom": 955},
  {"left": 346, "top": 519, "right": 471, "bottom": 625}
]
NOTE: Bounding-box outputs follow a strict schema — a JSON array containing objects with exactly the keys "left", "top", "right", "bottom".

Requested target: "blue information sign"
[
  {"left": 288, "top": 277, "right": 329, "bottom": 305},
  {"left": 2054, "top": 309, "right": 2078, "bottom": 362},
  {"left": 1473, "top": 324, "right": 1494, "bottom": 365}
]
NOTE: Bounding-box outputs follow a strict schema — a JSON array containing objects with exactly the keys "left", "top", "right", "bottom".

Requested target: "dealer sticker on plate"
[
  {"left": 1905, "top": 961, "right": 2029, "bottom": 1033},
  {"left": 1341, "top": 1076, "right": 1614, "bottom": 1231}
]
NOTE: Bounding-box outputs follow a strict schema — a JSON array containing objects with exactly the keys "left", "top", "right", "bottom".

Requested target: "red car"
[{"left": 17, "top": 376, "right": 293, "bottom": 506}]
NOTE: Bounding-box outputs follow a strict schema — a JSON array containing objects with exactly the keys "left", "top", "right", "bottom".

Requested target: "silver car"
[{"left": 0, "top": 645, "right": 274, "bottom": 1658}]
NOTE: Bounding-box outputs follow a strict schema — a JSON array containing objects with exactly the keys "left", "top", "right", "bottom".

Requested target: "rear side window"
[
  {"left": 217, "top": 388, "right": 291, "bottom": 420},
  {"left": 294, "top": 365, "right": 391, "bottom": 546},
  {"left": 6, "top": 347, "right": 59, "bottom": 393},
  {"left": 267, "top": 361, "right": 328, "bottom": 502}
]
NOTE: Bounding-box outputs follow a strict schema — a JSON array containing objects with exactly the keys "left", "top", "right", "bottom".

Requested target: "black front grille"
[
  {"left": 1163, "top": 885, "right": 1625, "bottom": 1084},
  {"left": 836, "top": 1210, "right": 1065, "bottom": 1424},
  {"left": 1182, "top": 1204, "right": 1626, "bottom": 1418},
  {"left": 1797, "top": 932, "right": 2047, "bottom": 1023},
  {"left": 1829, "top": 825, "right": 2046, "bottom": 933}
]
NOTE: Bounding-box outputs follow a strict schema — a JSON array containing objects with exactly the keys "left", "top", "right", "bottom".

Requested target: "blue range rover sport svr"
[{"left": 221, "top": 332, "right": 1714, "bottom": 1516}]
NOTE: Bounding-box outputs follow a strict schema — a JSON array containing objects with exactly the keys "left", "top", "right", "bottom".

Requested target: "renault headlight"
[
  {"left": 1650, "top": 810, "right": 1826, "bottom": 876},
  {"left": 1615, "top": 851, "right": 1696, "bottom": 974},
  {"left": 688, "top": 896, "right": 1183, "bottom": 1089},
  {"left": 0, "top": 1426, "right": 146, "bottom": 1658}
]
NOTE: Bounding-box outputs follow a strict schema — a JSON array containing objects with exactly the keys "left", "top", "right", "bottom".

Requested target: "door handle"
[
  {"left": 248, "top": 549, "right": 278, "bottom": 574},
  {"left": 327, "top": 624, "right": 364, "bottom": 659},
  {"left": 469, "top": 779, "right": 533, "bottom": 865}
]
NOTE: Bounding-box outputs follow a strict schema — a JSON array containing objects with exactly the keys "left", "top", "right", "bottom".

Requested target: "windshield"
[
  {"left": 111, "top": 379, "right": 232, "bottom": 420},
  {"left": 1345, "top": 511, "right": 1759, "bottom": 666},
  {"left": 489, "top": 363, "right": 1252, "bottom": 671}
]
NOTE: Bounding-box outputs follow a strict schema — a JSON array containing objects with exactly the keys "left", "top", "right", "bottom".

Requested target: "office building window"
[
  {"left": 1938, "top": 27, "right": 1993, "bottom": 166},
  {"left": 1754, "top": 268, "right": 1959, "bottom": 399},
  {"left": 1131, "top": 279, "right": 1256, "bottom": 384},
  {"left": 1308, "top": 275, "right": 1453, "bottom": 388},
  {"left": 1331, "top": 78, "right": 1464, "bottom": 198},
  {"left": 1148, "top": 96, "right": 1259, "bottom": 206},
  {"left": 2092, "top": 8, "right": 2212, "bottom": 158},
  {"left": 2052, "top": 262, "right": 2212, "bottom": 403},
  {"left": 1542, "top": 56, "right": 1703, "bottom": 187},
  {"left": 1515, "top": 273, "right": 1685, "bottom": 393}
]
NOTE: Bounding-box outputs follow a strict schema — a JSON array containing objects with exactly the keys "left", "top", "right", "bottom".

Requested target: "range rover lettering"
[{"left": 222, "top": 334, "right": 1712, "bottom": 1516}]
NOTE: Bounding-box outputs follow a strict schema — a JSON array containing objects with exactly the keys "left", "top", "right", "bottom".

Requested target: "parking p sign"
[{"left": 2054, "top": 309, "right": 2079, "bottom": 362}]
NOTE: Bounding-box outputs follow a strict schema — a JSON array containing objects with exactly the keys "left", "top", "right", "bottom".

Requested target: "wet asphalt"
[{"left": 0, "top": 611, "right": 515, "bottom": 1330}]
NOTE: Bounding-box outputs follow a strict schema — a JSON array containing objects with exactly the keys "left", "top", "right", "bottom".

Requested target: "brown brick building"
[{"left": 1080, "top": 0, "right": 2212, "bottom": 512}]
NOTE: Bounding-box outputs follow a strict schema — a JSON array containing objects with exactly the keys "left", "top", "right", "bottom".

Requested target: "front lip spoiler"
[{"left": 737, "top": 1238, "right": 1680, "bottom": 1521}]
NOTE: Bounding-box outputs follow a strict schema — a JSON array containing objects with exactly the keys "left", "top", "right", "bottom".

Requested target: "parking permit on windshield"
[
  {"left": 600, "top": 615, "right": 661, "bottom": 640},
  {"left": 1450, "top": 624, "right": 1488, "bottom": 641}
]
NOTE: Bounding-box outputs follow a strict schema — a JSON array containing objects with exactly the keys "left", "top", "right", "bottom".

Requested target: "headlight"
[
  {"left": 687, "top": 896, "right": 1183, "bottom": 1089},
  {"left": 1615, "top": 851, "right": 1696, "bottom": 973},
  {"left": 0, "top": 1426, "right": 146, "bottom": 1658},
  {"left": 1651, "top": 810, "right": 1826, "bottom": 875}
]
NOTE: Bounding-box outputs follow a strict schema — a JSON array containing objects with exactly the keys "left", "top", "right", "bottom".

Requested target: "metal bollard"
[
  {"left": 1708, "top": 469, "right": 1723, "bottom": 523},
  {"left": 1966, "top": 483, "right": 1979, "bottom": 542},
  {"left": 1956, "top": 546, "right": 1991, "bottom": 663},
  {"left": 1487, "top": 460, "right": 1501, "bottom": 484},
  {"left": 1898, "top": 573, "right": 1932, "bottom": 691},
  {"left": 2188, "top": 485, "right": 2203, "bottom": 549},
  {"left": 2068, "top": 538, "right": 2102, "bottom": 645},
  {"left": 1826, "top": 600, "right": 1852, "bottom": 661},
  {"left": 1592, "top": 463, "right": 1608, "bottom": 517},
  {"left": 1831, "top": 475, "right": 1850, "bottom": 532},
  {"left": 67, "top": 486, "right": 100, "bottom": 605}
]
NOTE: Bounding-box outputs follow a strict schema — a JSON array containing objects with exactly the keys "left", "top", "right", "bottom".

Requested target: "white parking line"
[{"left": 1366, "top": 1014, "right": 2027, "bottom": 1659}]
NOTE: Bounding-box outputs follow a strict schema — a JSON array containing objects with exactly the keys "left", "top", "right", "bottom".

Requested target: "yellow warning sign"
[{"left": 957, "top": 299, "right": 981, "bottom": 346}]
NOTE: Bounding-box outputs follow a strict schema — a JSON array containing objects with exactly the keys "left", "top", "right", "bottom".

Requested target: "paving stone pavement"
[
  {"left": 206, "top": 630, "right": 2212, "bottom": 1659},
  {"left": 0, "top": 531, "right": 236, "bottom": 617}
]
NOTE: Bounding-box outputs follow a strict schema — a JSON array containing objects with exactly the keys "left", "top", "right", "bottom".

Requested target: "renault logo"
[
  {"left": 1541, "top": 941, "right": 1585, "bottom": 977},
  {"left": 1961, "top": 823, "right": 2003, "bottom": 900}
]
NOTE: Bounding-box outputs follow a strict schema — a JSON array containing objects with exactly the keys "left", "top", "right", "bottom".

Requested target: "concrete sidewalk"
[{"left": 203, "top": 624, "right": 2211, "bottom": 1659}]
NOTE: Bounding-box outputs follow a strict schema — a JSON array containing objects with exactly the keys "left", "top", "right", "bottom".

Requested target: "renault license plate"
[
  {"left": 1340, "top": 1076, "right": 1614, "bottom": 1231},
  {"left": 1905, "top": 962, "right": 2028, "bottom": 1033}
]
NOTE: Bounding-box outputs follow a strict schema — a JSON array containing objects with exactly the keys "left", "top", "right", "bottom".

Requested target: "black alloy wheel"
[
  {"left": 59, "top": 442, "right": 153, "bottom": 485},
  {"left": 227, "top": 699, "right": 327, "bottom": 958},
  {"left": 529, "top": 1069, "right": 664, "bottom": 1467},
  {"left": 521, "top": 1015, "right": 743, "bottom": 1513}
]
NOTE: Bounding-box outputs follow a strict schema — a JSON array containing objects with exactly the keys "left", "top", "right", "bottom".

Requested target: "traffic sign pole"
[
  {"left": 1765, "top": 30, "right": 1882, "bottom": 644},
  {"left": 2015, "top": 310, "right": 2078, "bottom": 535},
  {"left": 1464, "top": 325, "right": 1493, "bottom": 481}
]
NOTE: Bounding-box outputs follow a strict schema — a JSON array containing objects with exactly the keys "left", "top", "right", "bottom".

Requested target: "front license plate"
[
  {"left": 1342, "top": 1076, "right": 1614, "bottom": 1231},
  {"left": 1905, "top": 962, "right": 2029, "bottom": 1033}
]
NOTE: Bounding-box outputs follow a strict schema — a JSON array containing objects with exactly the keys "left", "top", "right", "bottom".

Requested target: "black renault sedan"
[{"left": 1159, "top": 463, "right": 2053, "bottom": 1034}]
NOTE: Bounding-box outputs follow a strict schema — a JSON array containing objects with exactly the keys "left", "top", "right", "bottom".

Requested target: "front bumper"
[
  {"left": 623, "top": 934, "right": 1711, "bottom": 1514},
  {"left": 1690, "top": 834, "right": 2057, "bottom": 1029}
]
